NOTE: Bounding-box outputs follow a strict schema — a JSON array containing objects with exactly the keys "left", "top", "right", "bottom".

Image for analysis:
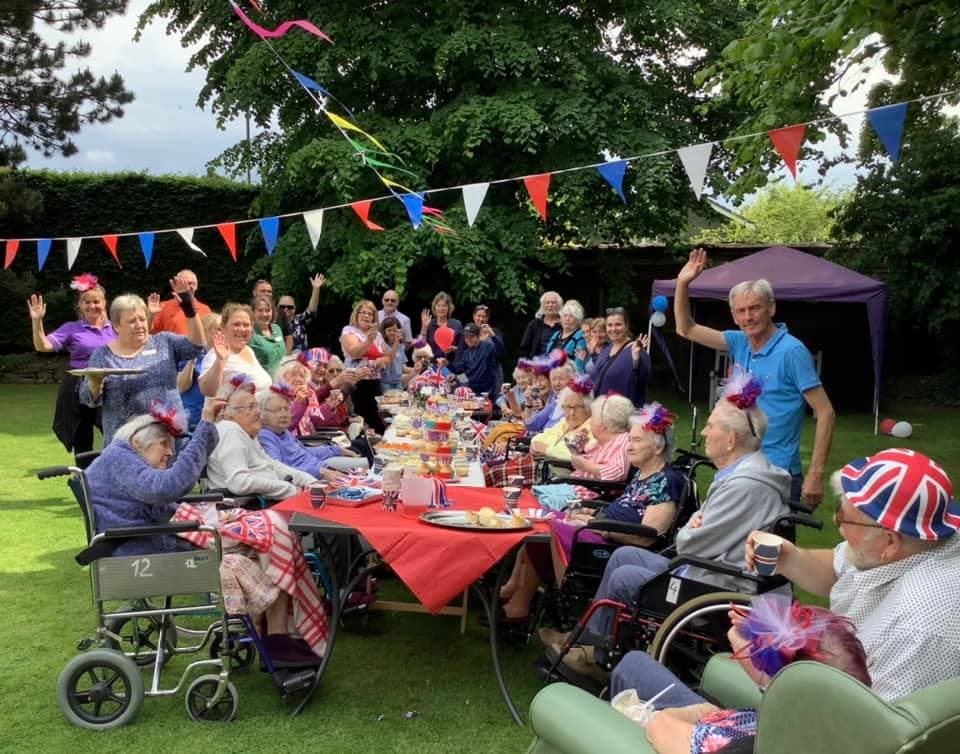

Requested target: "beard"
[{"left": 843, "top": 540, "right": 884, "bottom": 570}]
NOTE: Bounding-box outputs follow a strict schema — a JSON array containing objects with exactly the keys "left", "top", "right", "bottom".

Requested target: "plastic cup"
[
  {"left": 382, "top": 465, "right": 403, "bottom": 492},
  {"left": 503, "top": 486, "right": 522, "bottom": 511},
  {"left": 508, "top": 475, "right": 525, "bottom": 488},
  {"left": 752, "top": 532, "right": 783, "bottom": 576}
]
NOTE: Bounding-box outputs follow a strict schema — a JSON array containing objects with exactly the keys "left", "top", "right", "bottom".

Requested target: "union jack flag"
[{"left": 841, "top": 448, "right": 960, "bottom": 540}]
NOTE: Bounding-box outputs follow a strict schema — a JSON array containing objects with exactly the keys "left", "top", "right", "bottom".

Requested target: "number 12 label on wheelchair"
[{"left": 97, "top": 551, "right": 221, "bottom": 601}]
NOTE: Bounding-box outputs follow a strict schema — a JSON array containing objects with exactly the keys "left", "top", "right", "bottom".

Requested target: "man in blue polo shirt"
[{"left": 673, "top": 248, "right": 836, "bottom": 507}]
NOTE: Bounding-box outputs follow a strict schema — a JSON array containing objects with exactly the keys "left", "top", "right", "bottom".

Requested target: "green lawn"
[{"left": 2, "top": 384, "right": 957, "bottom": 752}]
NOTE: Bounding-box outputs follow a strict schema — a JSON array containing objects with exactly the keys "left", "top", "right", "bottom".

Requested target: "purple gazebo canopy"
[{"left": 652, "top": 245, "right": 888, "bottom": 412}]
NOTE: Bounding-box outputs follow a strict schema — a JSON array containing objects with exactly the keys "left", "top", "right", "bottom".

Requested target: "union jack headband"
[
  {"left": 840, "top": 449, "right": 960, "bottom": 540},
  {"left": 148, "top": 399, "right": 187, "bottom": 437}
]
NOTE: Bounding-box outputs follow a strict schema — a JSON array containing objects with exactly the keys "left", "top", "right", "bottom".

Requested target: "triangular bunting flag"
[
  {"left": 350, "top": 200, "right": 385, "bottom": 231},
  {"left": 66, "top": 238, "right": 82, "bottom": 269},
  {"left": 37, "top": 239, "right": 51, "bottom": 270},
  {"left": 138, "top": 232, "right": 155, "bottom": 268},
  {"left": 176, "top": 228, "right": 207, "bottom": 256},
  {"left": 461, "top": 182, "right": 489, "bottom": 227},
  {"left": 4, "top": 240, "right": 19, "bottom": 270},
  {"left": 101, "top": 234, "right": 122, "bottom": 268},
  {"left": 303, "top": 209, "right": 324, "bottom": 248},
  {"left": 676, "top": 143, "right": 714, "bottom": 200},
  {"left": 216, "top": 223, "right": 238, "bottom": 261},
  {"left": 259, "top": 216, "right": 280, "bottom": 256},
  {"left": 866, "top": 103, "right": 908, "bottom": 162},
  {"left": 768, "top": 124, "right": 806, "bottom": 179},
  {"left": 523, "top": 173, "right": 551, "bottom": 221},
  {"left": 400, "top": 193, "right": 425, "bottom": 229},
  {"left": 596, "top": 161, "right": 628, "bottom": 204}
]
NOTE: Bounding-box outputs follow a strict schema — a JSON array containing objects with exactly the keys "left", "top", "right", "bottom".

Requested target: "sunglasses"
[
  {"left": 278, "top": 304, "right": 295, "bottom": 311},
  {"left": 605, "top": 307, "right": 626, "bottom": 315}
]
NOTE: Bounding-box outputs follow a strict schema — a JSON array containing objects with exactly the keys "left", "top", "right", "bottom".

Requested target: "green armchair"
[{"left": 526, "top": 657, "right": 960, "bottom": 754}]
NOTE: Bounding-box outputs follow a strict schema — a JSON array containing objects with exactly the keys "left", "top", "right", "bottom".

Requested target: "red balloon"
[
  {"left": 434, "top": 325, "right": 456, "bottom": 352},
  {"left": 879, "top": 418, "right": 896, "bottom": 435}
]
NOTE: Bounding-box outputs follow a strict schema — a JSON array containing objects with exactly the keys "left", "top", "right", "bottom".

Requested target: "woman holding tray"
[{"left": 27, "top": 273, "right": 116, "bottom": 461}]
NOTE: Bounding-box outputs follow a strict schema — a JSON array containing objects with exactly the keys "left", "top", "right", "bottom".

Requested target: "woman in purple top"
[
  {"left": 28, "top": 273, "right": 116, "bottom": 457},
  {"left": 589, "top": 308, "right": 651, "bottom": 407},
  {"left": 80, "top": 276, "right": 206, "bottom": 445}
]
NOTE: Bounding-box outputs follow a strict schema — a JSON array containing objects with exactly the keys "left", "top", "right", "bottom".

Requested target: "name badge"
[{"left": 143, "top": 349, "right": 157, "bottom": 356}]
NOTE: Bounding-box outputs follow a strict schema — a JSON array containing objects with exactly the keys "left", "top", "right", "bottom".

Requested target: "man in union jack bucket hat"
[{"left": 740, "top": 448, "right": 960, "bottom": 702}]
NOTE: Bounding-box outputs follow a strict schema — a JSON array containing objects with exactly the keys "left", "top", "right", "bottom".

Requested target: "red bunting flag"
[
  {"left": 351, "top": 200, "right": 385, "bottom": 231},
  {"left": 217, "top": 222, "right": 238, "bottom": 261},
  {"left": 101, "top": 235, "right": 122, "bottom": 268},
  {"left": 4, "top": 239, "right": 19, "bottom": 270},
  {"left": 523, "top": 173, "right": 552, "bottom": 221},
  {"left": 768, "top": 124, "right": 806, "bottom": 179}
]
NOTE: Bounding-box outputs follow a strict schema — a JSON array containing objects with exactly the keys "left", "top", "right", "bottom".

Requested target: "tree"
[
  {"left": 696, "top": 0, "right": 960, "bottom": 197},
  {"left": 139, "top": 0, "right": 753, "bottom": 311},
  {"left": 695, "top": 183, "right": 845, "bottom": 244},
  {"left": 0, "top": 1, "right": 134, "bottom": 168}
]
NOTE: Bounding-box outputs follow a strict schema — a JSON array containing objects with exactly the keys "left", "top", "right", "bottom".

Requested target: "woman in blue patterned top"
[
  {"left": 545, "top": 299, "right": 589, "bottom": 373},
  {"left": 80, "top": 276, "right": 205, "bottom": 445}
]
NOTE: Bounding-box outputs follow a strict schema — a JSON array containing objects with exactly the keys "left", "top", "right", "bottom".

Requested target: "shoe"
[
  {"left": 560, "top": 645, "right": 608, "bottom": 683},
  {"left": 263, "top": 634, "right": 322, "bottom": 667},
  {"left": 477, "top": 606, "right": 529, "bottom": 628},
  {"left": 540, "top": 645, "right": 607, "bottom": 694},
  {"left": 537, "top": 627, "right": 569, "bottom": 648}
]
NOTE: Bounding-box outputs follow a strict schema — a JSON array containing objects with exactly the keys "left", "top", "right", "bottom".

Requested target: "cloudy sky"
[{"left": 25, "top": 3, "right": 916, "bottom": 199}]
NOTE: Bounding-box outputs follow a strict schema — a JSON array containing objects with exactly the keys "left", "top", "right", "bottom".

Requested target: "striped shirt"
[{"left": 572, "top": 431, "right": 631, "bottom": 500}]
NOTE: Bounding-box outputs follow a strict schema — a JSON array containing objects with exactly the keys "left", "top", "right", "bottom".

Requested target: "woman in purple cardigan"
[{"left": 589, "top": 308, "right": 651, "bottom": 406}]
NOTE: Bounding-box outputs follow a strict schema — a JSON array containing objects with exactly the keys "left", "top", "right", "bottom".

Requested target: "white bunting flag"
[
  {"left": 462, "top": 182, "right": 490, "bottom": 227},
  {"left": 677, "top": 142, "right": 714, "bottom": 200},
  {"left": 66, "top": 238, "right": 82, "bottom": 269},
  {"left": 176, "top": 228, "right": 207, "bottom": 256},
  {"left": 303, "top": 209, "right": 324, "bottom": 249}
]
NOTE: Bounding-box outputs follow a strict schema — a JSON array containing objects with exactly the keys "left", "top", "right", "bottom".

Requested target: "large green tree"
[{"left": 139, "top": 0, "right": 752, "bottom": 311}]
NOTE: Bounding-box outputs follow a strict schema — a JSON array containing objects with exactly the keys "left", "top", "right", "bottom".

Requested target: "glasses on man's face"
[
  {"left": 278, "top": 304, "right": 294, "bottom": 311},
  {"left": 833, "top": 507, "right": 886, "bottom": 530},
  {"left": 383, "top": 298, "right": 398, "bottom": 303}
]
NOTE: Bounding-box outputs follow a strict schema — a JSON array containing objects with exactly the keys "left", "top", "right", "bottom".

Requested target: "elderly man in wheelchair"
[{"left": 539, "top": 372, "right": 799, "bottom": 689}]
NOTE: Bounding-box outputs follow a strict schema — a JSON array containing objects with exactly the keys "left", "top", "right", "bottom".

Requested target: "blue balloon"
[{"left": 652, "top": 295, "right": 669, "bottom": 313}]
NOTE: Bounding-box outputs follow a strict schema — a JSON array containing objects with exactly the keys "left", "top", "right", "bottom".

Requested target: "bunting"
[
  {"left": 37, "top": 239, "right": 51, "bottom": 270},
  {"left": 4, "top": 240, "right": 19, "bottom": 270},
  {"left": 462, "top": 182, "right": 489, "bottom": 227},
  {"left": 676, "top": 143, "right": 714, "bottom": 200},
  {"left": 66, "top": 238, "right": 82, "bottom": 270},
  {"left": 217, "top": 223, "right": 238, "bottom": 261},
  {"left": 400, "top": 193, "right": 425, "bottom": 229},
  {"left": 228, "top": 0, "right": 333, "bottom": 43},
  {"left": 259, "top": 216, "right": 280, "bottom": 255},
  {"left": 138, "top": 232, "right": 155, "bottom": 268},
  {"left": 351, "top": 201, "right": 385, "bottom": 231},
  {"left": 866, "top": 103, "right": 908, "bottom": 163},
  {"left": 768, "top": 124, "right": 806, "bottom": 179},
  {"left": 524, "top": 173, "right": 551, "bottom": 221},
  {"left": 596, "top": 160, "right": 628, "bottom": 204},
  {"left": 101, "top": 234, "right": 122, "bottom": 268},
  {"left": 176, "top": 228, "right": 206, "bottom": 256},
  {"left": 303, "top": 209, "right": 324, "bottom": 248}
]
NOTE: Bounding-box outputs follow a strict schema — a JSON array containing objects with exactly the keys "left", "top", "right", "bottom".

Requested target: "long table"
[{"left": 279, "top": 486, "right": 550, "bottom": 725}]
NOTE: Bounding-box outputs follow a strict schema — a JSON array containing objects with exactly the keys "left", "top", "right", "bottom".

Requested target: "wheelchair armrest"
[
  {"left": 778, "top": 513, "right": 822, "bottom": 531},
  {"left": 37, "top": 465, "right": 74, "bottom": 480},
  {"left": 180, "top": 493, "right": 225, "bottom": 504},
  {"left": 102, "top": 521, "right": 201, "bottom": 539},
  {"left": 74, "top": 450, "right": 101, "bottom": 464},
  {"left": 666, "top": 554, "right": 764, "bottom": 584},
  {"left": 585, "top": 520, "right": 662, "bottom": 540},
  {"left": 546, "top": 459, "right": 574, "bottom": 472},
  {"left": 788, "top": 500, "right": 814, "bottom": 515}
]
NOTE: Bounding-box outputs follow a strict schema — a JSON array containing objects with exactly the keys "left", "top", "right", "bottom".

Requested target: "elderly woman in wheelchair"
[
  {"left": 542, "top": 372, "right": 793, "bottom": 686},
  {"left": 85, "top": 396, "right": 329, "bottom": 666}
]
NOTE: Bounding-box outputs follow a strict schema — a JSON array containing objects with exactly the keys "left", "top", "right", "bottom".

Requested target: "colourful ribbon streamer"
[{"left": 229, "top": 1, "right": 333, "bottom": 43}]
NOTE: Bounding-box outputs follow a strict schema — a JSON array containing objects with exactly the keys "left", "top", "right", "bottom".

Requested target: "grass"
[{"left": 2, "top": 384, "right": 958, "bottom": 752}]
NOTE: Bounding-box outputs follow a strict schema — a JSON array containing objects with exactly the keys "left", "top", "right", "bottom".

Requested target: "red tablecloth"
[{"left": 275, "top": 487, "right": 548, "bottom": 613}]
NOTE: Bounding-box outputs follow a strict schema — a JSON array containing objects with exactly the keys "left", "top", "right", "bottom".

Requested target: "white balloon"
[
  {"left": 650, "top": 311, "right": 667, "bottom": 328},
  {"left": 891, "top": 421, "right": 913, "bottom": 439}
]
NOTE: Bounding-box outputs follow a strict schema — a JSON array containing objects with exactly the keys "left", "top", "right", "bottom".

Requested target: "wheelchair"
[
  {"left": 38, "top": 463, "right": 334, "bottom": 727},
  {"left": 539, "top": 506, "right": 822, "bottom": 695}
]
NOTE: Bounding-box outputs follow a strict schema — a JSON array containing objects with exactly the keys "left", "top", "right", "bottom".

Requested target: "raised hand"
[
  {"left": 211, "top": 330, "right": 230, "bottom": 361},
  {"left": 310, "top": 273, "right": 326, "bottom": 290},
  {"left": 169, "top": 274, "right": 191, "bottom": 301},
  {"left": 677, "top": 247, "right": 708, "bottom": 285},
  {"left": 420, "top": 308, "right": 432, "bottom": 331},
  {"left": 27, "top": 294, "right": 46, "bottom": 321},
  {"left": 201, "top": 396, "right": 227, "bottom": 423},
  {"left": 147, "top": 292, "right": 162, "bottom": 315}
]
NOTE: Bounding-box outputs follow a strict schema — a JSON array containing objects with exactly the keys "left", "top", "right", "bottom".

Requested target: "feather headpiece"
[
  {"left": 518, "top": 349, "right": 567, "bottom": 375},
  {"left": 722, "top": 366, "right": 763, "bottom": 409},
  {"left": 634, "top": 402, "right": 675, "bottom": 434},
  {"left": 227, "top": 373, "right": 256, "bottom": 397},
  {"left": 148, "top": 399, "right": 187, "bottom": 437},
  {"left": 568, "top": 373, "right": 594, "bottom": 396},
  {"left": 269, "top": 381, "right": 296, "bottom": 401},
  {"left": 70, "top": 273, "right": 99, "bottom": 293},
  {"left": 730, "top": 594, "right": 826, "bottom": 677}
]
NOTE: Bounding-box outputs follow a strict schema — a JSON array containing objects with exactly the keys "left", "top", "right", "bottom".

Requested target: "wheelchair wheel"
[
  {"left": 185, "top": 674, "right": 239, "bottom": 722},
  {"left": 105, "top": 613, "right": 178, "bottom": 667},
  {"left": 209, "top": 632, "right": 257, "bottom": 672},
  {"left": 57, "top": 649, "right": 144, "bottom": 730},
  {"left": 648, "top": 591, "right": 753, "bottom": 687}
]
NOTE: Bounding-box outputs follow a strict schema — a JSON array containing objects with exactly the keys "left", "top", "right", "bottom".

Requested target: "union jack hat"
[{"left": 839, "top": 449, "right": 960, "bottom": 540}]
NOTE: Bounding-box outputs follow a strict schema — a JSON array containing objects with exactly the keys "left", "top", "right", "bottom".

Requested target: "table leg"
[{"left": 474, "top": 549, "right": 525, "bottom": 727}]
